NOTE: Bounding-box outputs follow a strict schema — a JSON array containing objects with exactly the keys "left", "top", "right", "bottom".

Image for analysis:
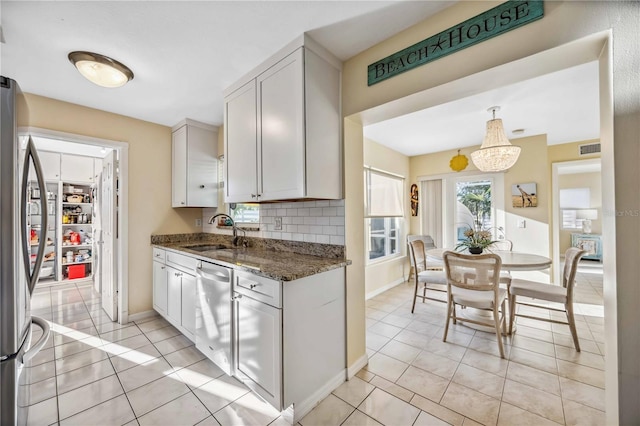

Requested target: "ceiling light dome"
[
  {"left": 471, "top": 106, "right": 521, "bottom": 172},
  {"left": 68, "top": 51, "right": 134, "bottom": 88}
]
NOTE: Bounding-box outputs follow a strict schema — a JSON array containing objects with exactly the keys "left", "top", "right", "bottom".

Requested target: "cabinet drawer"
[
  {"left": 152, "top": 248, "right": 166, "bottom": 262},
  {"left": 234, "top": 270, "right": 281, "bottom": 308},
  {"left": 166, "top": 251, "right": 199, "bottom": 272}
]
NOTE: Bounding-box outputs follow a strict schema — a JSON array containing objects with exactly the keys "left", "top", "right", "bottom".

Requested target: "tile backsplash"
[{"left": 202, "top": 199, "right": 345, "bottom": 245}]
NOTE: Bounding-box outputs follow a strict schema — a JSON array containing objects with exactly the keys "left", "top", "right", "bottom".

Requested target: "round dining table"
[
  {"left": 426, "top": 248, "right": 552, "bottom": 271},
  {"left": 425, "top": 248, "right": 552, "bottom": 335}
]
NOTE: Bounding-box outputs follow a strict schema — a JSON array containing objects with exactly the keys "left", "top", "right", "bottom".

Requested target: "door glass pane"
[{"left": 456, "top": 179, "right": 493, "bottom": 241}]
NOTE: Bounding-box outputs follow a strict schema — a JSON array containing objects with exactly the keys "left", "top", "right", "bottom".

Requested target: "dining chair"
[
  {"left": 488, "top": 239, "right": 514, "bottom": 286},
  {"left": 508, "top": 247, "right": 586, "bottom": 351},
  {"left": 442, "top": 251, "right": 507, "bottom": 358},
  {"left": 409, "top": 239, "right": 447, "bottom": 313},
  {"left": 407, "top": 234, "right": 439, "bottom": 282},
  {"left": 489, "top": 239, "right": 513, "bottom": 251}
]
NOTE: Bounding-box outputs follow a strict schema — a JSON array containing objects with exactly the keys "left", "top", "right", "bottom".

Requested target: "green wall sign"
[{"left": 367, "top": 1, "right": 544, "bottom": 86}]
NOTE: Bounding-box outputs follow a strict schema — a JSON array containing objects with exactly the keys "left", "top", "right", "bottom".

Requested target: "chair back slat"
[
  {"left": 489, "top": 239, "right": 513, "bottom": 251},
  {"left": 563, "top": 247, "right": 587, "bottom": 300},
  {"left": 409, "top": 240, "right": 427, "bottom": 274},
  {"left": 443, "top": 251, "right": 502, "bottom": 292}
]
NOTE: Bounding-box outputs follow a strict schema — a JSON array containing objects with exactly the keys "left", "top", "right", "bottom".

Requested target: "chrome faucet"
[{"left": 208, "top": 213, "right": 246, "bottom": 247}]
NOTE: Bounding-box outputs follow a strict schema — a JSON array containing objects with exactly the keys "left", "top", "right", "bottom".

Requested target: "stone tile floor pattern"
[{"left": 25, "top": 260, "right": 604, "bottom": 425}]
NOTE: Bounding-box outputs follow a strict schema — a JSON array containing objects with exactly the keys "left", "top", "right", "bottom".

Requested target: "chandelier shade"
[{"left": 471, "top": 107, "right": 521, "bottom": 172}]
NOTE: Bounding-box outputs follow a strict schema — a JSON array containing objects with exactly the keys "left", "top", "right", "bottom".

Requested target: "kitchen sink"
[{"left": 183, "top": 244, "right": 230, "bottom": 252}]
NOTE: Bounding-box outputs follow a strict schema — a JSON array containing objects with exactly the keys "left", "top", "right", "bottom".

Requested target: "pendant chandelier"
[{"left": 470, "top": 106, "right": 521, "bottom": 172}]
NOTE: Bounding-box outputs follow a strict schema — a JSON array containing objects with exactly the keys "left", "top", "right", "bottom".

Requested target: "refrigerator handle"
[
  {"left": 21, "top": 136, "right": 48, "bottom": 296},
  {"left": 21, "top": 316, "right": 50, "bottom": 364}
]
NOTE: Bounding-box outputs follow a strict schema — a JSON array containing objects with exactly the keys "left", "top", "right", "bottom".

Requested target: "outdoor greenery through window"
[
  {"left": 230, "top": 203, "right": 260, "bottom": 224},
  {"left": 456, "top": 179, "right": 493, "bottom": 241},
  {"left": 365, "top": 167, "right": 404, "bottom": 261}
]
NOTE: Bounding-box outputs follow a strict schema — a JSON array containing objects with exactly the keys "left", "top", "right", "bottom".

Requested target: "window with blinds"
[{"left": 365, "top": 168, "right": 404, "bottom": 261}]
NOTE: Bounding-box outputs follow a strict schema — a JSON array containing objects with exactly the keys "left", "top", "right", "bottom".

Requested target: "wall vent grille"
[{"left": 579, "top": 143, "right": 601, "bottom": 156}]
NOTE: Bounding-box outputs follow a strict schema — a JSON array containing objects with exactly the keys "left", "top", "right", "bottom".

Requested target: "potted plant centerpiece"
[{"left": 455, "top": 228, "right": 496, "bottom": 254}]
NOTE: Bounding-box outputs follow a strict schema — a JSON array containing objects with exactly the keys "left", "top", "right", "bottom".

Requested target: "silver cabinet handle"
[
  {"left": 161, "top": 266, "right": 165, "bottom": 270},
  {"left": 181, "top": 201, "right": 185, "bottom": 205},
  {"left": 200, "top": 185, "right": 205, "bottom": 189},
  {"left": 251, "top": 194, "right": 256, "bottom": 198},
  {"left": 250, "top": 283, "right": 259, "bottom": 289},
  {"left": 232, "top": 294, "right": 243, "bottom": 301}
]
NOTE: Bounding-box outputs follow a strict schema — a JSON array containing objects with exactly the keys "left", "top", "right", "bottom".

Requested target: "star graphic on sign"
[{"left": 432, "top": 36, "right": 446, "bottom": 52}]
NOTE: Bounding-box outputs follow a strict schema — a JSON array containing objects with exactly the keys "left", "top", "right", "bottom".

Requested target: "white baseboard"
[
  {"left": 366, "top": 277, "right": 407, "bottom": 300},
  {"left": 127, "top": 310, "right": 157, "bottom": 323},
  {"left": 282, "top": 370, "right": 346, "bottom": 424},
  {"left": 347, "top": 353, "right": 369, "bottom": 379}
]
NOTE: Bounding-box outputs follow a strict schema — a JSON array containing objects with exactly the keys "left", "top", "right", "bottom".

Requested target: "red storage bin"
[{"left": 68, "top": 265, "right": 86, "bottom": 279}]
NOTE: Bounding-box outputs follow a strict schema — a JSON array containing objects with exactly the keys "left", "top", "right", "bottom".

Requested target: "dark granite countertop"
[{"left": 151, "top": 234, "right": 350, "bottom": 281}]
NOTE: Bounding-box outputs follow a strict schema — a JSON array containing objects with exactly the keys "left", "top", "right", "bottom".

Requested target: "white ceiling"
[
  {"left": 0, "top": 0, "right": 452, "bottom": 127},
  {"left": 2, "top": 2, "right": 600, "bottom": 156},
  {"left": 364, "top": 61, "right": 600, "bottom": 156}
]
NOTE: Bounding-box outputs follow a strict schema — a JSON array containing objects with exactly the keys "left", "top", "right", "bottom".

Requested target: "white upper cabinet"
[
  {"left": 61, "top": 154, "right": 94, "bottom": 183},
  {"left": 224, "top": 35, "right": 342, "bottom": 203},
  {"left": 172, "top": 119, "right": 219, "bottom": 208},
  {"left": 224, "top": 81, "right": 258, "bottom": 203},
  {"left": 30, "top": 151, "right": 61, "bottom": 181}
]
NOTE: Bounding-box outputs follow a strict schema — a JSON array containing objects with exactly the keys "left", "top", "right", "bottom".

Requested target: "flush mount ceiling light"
[
  {"left": 471, "top": 106, "right": 521, "bottom": 172},
  {"left": 68, "top": 51, "right": 134, "bottom": 88}
]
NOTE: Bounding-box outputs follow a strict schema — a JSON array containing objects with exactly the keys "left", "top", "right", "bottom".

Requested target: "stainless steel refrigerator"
[{"left": 1, "top": 76, "right": 51, "bottom": 425}]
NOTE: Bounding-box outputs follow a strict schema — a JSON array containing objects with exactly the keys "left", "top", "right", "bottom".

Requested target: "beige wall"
[
  {"left": 558, "top": 172, "right": 602, "bottom": 252},
  {"left": 342, "top": 1, "right": 639, "bottom": 421},
  {"left": 408, "top": 135, "right": 550, "bottom": 257},
  {"left": 363, "top": 138, "right": 410, "bottom": 297},
  {"left": 23, "top": 94, "right": 202, "bottom": 315}
]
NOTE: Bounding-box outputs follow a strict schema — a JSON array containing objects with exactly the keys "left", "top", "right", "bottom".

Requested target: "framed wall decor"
[{"left": 511, "top": 183, "right": 538, "bottom": 208}]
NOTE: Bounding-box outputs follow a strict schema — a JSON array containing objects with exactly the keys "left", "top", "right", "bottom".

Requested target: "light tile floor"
[
  {"left": 301, "top": 260, "right": 604, "bottom": 426},
  {"left": 26, "top": 282, "right": 281, "bottom": 426},
  {"left": 25, "top": 260, "right": 604, "bottom": 426}
]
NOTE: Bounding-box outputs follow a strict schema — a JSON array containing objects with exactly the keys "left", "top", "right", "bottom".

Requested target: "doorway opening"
[{"left": 24, "top": 128, "right": 128, "bottom": 324}]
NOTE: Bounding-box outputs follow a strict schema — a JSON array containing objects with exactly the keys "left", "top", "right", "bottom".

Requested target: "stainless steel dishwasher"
[{"left": 195, "top": 261, "right": 233, "bottom": 376}]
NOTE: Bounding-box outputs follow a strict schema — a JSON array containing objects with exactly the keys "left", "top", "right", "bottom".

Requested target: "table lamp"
[{"left": 577, "top": 209, "right": 598, "bottom": 234}]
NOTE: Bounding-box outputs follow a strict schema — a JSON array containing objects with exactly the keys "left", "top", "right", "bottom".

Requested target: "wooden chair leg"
[
  {"left": 422, "top": 285, "right": 427, "bottom": 303},
  {"left": 452, "top": 302, "right": 458, "bottom": 325},
  {"left": 408, "top": 266, "right": 414, "bottom": 282},
  {"left": 566, "top": 302, "right": 581, "bottom": 352},
  {"left": 494, "top": 302, "right": 505, "bottom": 359},
  {"left": 411, "top": 280, "right": 419, "bottom": 313},
  {"left": 443, "top": 297, "right": 453, "bottom": 342},
  {"left": 508, "top": 294, "right": 516, "bottom": 335}
]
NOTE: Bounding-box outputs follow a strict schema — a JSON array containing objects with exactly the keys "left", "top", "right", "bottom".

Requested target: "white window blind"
[
  {"left": 365, "top": 168, "right": 404, "bottom": 218},
  {"left": 559, "top": 188, "right": 590, "bottom": 209}
]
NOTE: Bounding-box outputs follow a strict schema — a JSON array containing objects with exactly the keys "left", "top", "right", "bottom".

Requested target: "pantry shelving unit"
[
  {"left": 27, "top": 181, "right": 58, "bottom": 282},
  {"left": 60, "top": 182, "right": 94, "bottom": 281}
]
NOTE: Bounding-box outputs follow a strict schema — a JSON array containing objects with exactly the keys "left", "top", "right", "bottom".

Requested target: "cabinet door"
[
  {"left": 181, "top": 272, "right": 197, "bottom": 337},
  {"left": 186, "top": 126, "right": 218, "bottom": 208},
  {"left": 236, "top": 295, "right": 282, "bottom": 409},
  {"left": 172, "top": 125, "right": 188, "bottom": 207},
  {"left": 224, "top": 80, "right": 258, "bottom": 203},
  {"left": 167, "top": 266, "right": 182, "bottom": 328},
  {"left": 34, "top": 151, "right": 61, "bottom": 181},
  {"left": 257, "top": 48, "right": 305, "bottom": 201},
  {"left": 61, "top": 154, "right": 95, "bottom": 183},
  {"left": 152, "top": 261, "right": 168, "bottom": 315}
]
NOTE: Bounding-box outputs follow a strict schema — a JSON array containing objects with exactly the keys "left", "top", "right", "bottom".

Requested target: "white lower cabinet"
[
  {"left": 234, "top": 267, "right": 345, "bottom": 423},
  {"left": 152, "top": 248, "right": 197, "bottom": 342},
  {"left": 152, "top": 260, "right": 168, "bottom": 315},
  {"left": 236, "top": 293, "right": 282, "bottom": 409},
  {"left": 152, "top": 247, "right": 346, "bottom": 423},
  {"left": 180, "top": 272, "right": 197, "bottom": 336}
]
